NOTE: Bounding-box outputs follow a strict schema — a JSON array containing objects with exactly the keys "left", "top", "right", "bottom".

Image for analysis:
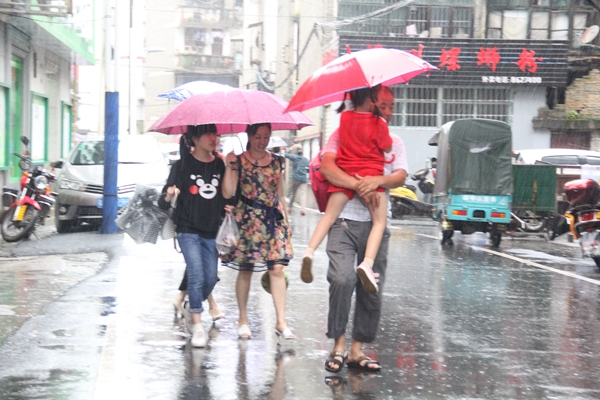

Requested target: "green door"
[{"left": 10, "top": 56, "right": 23, "bottom": 182}]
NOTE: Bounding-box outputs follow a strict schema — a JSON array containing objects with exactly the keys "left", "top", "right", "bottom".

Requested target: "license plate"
[{"left": 97, "top": 197, "right": 130, "bottom": 208}]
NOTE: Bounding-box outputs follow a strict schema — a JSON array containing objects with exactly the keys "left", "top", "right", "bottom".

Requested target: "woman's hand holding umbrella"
[{"left": 225, "top": 152, "right": 238, "bottom": 171}]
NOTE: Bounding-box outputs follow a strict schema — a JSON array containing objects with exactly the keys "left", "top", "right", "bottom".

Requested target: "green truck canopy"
[{"left": 434, "top": 119, "right": 512, "bottom": 196}]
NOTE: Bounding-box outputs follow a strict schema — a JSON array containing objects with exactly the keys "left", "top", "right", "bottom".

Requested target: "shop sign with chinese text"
[{"left": 339, "top": 36, "right": 569, "bottom": 86}]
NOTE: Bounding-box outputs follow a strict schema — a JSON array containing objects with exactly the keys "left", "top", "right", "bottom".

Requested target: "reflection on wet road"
[{"left": 1, "top": 212, "right": 600, "bottom": 398}]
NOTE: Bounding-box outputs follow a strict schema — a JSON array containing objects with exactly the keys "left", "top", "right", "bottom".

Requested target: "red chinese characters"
[
  {"left": 439, "top": 48, "right": 461, "bottom": 72},
  {"left": 477, "top": 47, "right": 501, "bottom": 72},
  {"left": 515, "top": 48, "right": 543, "bottom": 73},
  {"left": 409, "top": 44, "right": 424, "bottom": 58}
]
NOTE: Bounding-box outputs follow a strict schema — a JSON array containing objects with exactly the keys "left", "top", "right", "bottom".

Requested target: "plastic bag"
[
  {"left": 215, "top": 214, "right": 239, "bottom": 254},
  {"left": 160, "top": 208, "right": 177, "bottom": 240},
  {"left": 116, "top": 184, "right": 172, "bottom": 244}
]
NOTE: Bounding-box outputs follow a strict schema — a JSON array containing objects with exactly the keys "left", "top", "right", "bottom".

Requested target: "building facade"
[
  {"left": 0, "top": 0, "right": 95, "bottom": 188},
  {"left": 144, "top": 0, "right": 243, "bottom": 134},
  {"left": 310, "top": 0, "right": 600, "bottom": 175}
]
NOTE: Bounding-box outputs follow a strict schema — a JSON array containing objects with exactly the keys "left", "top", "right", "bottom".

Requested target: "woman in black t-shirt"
[{"left": 159, "top": 124, "right": 237, "bottom": 348}]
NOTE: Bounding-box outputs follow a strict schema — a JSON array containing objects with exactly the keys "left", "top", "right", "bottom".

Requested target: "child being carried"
[{"left": 301, "top": 86, "right": 393, "bottom": 294}]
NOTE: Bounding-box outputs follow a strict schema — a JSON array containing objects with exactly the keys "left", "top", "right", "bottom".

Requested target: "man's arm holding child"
[
  {"left": 321, "top": 129, "right": 382, "bottom": 209},
  {"left": 354, "top": 135, "right": 408, "bottom": 196}
]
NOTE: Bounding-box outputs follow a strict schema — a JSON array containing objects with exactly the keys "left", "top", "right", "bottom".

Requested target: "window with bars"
[
  {"left": 487, "top": 0, "right": 596, "bottom": 42},
  {"left": 389, "top": 87, "right": 512, "bottom": 127},
  {"left": 337, "top": 2, "right": 473, "bottom": 37},
  {"left": 404, "top": 87, "right": 438, "bottom": 127},
  {"left": 442, "top": 88, "right": 475, "bottom": 123}
]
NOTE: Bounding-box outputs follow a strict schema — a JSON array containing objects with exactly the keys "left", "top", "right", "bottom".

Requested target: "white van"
[{"left": 513, "top": 148, "right": 600, "bottom": 165}]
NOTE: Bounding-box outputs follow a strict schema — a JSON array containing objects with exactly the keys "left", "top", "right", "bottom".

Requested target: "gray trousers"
[
  {"left": 288, "top": 179, "right": 306, "bottom": 210},
  {"left": 325, "top": 218, "right": 390, "bottom": 343}
]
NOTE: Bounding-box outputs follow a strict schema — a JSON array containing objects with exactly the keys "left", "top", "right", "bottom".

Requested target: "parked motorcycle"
[
  {"left": 563, "top": 178, "right": 600, "bottom": 270},
  {"left": 390, "top": 166, "right": 435, "bottom": 219},
  {"left": 1, "top": 137, "right": 57, "bottom": 242}
]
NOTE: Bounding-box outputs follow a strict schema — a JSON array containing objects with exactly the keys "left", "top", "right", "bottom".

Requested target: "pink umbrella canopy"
[
  {"left": 149, "top": 89, "right": 313, "bottom": 135},
  {"left": 286, "top": 47, "right": 437, "bottom": 112}
]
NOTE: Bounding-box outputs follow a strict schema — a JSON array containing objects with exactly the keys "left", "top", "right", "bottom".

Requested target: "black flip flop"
[
  {"left": 324, "top": 376, "right": 345, "bottom": 387},
  {"left": 346, "top": 355, "right": 382, "bottom": 372},
  {"left": 324, "top": 351, "right": 347, "bottom": 373}
]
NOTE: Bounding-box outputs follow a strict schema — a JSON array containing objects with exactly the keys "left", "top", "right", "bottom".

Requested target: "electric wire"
[{"left": 315, "top": 0, "right": 417, "bottom": 29}]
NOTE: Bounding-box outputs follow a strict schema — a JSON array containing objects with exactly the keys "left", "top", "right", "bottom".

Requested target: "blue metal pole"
[{"left": 100, "top": 91, "right": 119, "bottom": 234}]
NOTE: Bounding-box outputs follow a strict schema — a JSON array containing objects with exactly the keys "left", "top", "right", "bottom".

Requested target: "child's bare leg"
[
  {"left": 302, "top": 192, "right": 348, "bottom": 283},
  {"left": 364, "top": 192, "right": 388, "bottom": 261},
  {"left": 357, "top": 191, "right": 388, "bottom": 295}
]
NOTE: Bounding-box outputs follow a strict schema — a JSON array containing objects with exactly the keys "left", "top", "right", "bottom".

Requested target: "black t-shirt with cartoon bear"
[{"left": 159, "top": 155, "right": 228, "bottom": 238}]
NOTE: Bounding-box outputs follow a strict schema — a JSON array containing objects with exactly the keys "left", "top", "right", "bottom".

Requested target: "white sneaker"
[
  {"left": 191, "top": 323, "right": 207, "bottom": 348},
  {"left": 182, "top": 301, "right": 193, "bottom": 334},
  {"left": 357, "top": 262, "right": 379, "bottom": 295}
]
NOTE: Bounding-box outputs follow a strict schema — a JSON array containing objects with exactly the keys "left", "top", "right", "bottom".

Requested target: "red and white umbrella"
[
  {"left": 149, "top": 88, "right": 313, "bottom": 135},
  {"left": 286, "top": 47, "right": 437, "bottom": 112}
]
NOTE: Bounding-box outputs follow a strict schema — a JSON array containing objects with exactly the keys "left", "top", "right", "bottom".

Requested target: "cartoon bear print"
[{"left": 189, "top": 173, "right": 221, "bottom": 199}]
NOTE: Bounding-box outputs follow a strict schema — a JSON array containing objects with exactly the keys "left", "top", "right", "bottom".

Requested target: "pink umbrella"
[
  {"left": 149, "top": 89, "right": 313, "bottom": 135},
  {"left": 286, "top": 47, "right": 437, "bottom": 112}
]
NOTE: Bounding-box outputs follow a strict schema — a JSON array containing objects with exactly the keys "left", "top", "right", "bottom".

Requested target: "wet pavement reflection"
[{"left": 1, "top": 211, "right": 600, "bottom": 398}]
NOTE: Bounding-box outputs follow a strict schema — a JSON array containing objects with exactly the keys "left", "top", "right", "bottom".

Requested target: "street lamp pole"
[{"left": 100, "top": 0, "right": 119, "bottom": 234}]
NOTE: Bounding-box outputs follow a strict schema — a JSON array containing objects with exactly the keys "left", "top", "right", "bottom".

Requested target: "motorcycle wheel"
[
  {"left": 523, "top": 218, "right": 544, "bottom": 232},
  {"left": 1, "top": 204, "right": 39, "bottom": 242},
  {"left": 391, "top": 200, "right": 414, "bottom": 219}
]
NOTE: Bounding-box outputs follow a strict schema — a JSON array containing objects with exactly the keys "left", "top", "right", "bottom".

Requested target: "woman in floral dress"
[{"left": 223, "top": 123, "right": 295, "bottom": 341}]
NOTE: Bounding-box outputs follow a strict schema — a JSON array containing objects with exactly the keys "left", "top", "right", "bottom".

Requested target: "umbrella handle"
[{"left": 235, "top": 135, "right": 245, "bottom": 154}]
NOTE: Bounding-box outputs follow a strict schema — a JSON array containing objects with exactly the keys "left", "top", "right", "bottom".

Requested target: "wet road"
[{"left": 1, "top": 210, "right": 600, "bottom": 398}]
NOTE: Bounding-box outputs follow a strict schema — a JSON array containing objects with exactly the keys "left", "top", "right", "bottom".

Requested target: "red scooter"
[{"left": 1, "top": 137, "right": 57, "bottom": 242}]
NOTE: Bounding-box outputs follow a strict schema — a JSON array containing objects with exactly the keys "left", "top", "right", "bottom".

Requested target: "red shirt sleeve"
[{"left": 377, "top": 117, "right": 392, "bottom": 151}]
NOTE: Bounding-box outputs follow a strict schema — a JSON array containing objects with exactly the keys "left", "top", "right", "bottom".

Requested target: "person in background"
[
  {"left": 322, "top": 85, "right": 408, "bottom": 373},
  {"left": 221, "top": 123, "right": 296, "bottom": 341},
  {"left": 284, "top": 147, "right": 309, "bottom": 216},
  {"left": 159, "top": 124, "right": 237, "bottom": 348}
]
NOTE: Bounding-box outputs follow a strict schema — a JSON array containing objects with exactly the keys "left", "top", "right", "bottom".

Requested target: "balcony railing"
[
  {"left": 0, "top": 0, "right": 71, "bottom": 17},
  {"left": 178, "top": 52, "right": 238, "bottom": 72},
  {"left": 181, "top": 9, "right": 241, "bottom": 29}
]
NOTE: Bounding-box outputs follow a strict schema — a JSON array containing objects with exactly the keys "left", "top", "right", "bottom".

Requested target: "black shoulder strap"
[{"left": 274, "top": 153, "right": 283, "bottom": 170}]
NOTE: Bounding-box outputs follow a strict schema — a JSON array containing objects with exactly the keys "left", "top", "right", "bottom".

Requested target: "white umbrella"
[{"left": 220, "top": 133, "right": 288, "bottom": 155}]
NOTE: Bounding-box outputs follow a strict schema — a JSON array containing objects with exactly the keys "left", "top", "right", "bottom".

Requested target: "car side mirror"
[{"left": 50, "top": 160, "right": 64, "bottom": 169}]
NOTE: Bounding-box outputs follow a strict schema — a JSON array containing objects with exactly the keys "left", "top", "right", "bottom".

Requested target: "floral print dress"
[{"left": 221, "top": 153, "right": 293, "bottom": 271}]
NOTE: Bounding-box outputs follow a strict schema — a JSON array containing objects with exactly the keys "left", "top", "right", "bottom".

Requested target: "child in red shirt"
[{"left": 302, "top": 87, "right": 392, "bottom": 294}]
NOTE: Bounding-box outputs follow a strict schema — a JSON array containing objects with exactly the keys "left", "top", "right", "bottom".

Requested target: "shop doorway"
[{"left": 9, "top": 55, "right": 23, "bottom": 182}]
